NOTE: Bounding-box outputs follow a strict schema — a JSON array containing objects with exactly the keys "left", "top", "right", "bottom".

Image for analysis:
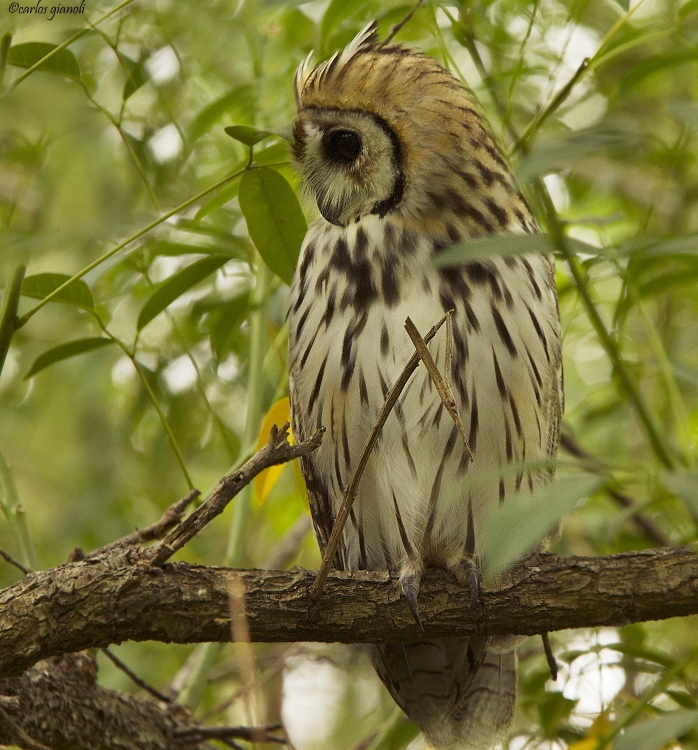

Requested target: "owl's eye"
[{"left": 323, "top": 129, "right": 362, "bottom": 163}]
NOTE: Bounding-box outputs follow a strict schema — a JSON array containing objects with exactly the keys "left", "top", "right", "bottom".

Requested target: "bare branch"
[
  {"left": 382, "top": 0, "right": 425, "bottom": 45},
  {"left": 101, "top": 648, "right": 172, "bottom": 704},
  {"left": 150, "top": 425, "right": 324, "bottom": 566},
  {"left": 3, "top": 544, "right": 698, "bottom": 678},
  {"left": 0, "top": 547, "right": 29, "bottom": 576},
  {"left": 87, "top": 489, "right": 201, "bottom": 558},
  {"left": 173, "top": 725, "right": 284, "bottom": 744}
]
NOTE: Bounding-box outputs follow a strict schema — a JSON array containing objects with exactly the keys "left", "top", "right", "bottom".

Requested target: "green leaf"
[
  {"left": 188, "top": 85, "right": 256, "bottom": 144},
  {"left": 483, "top": 474, "right": 602, "bottom": 583},
  {"left": 635, "top": 232, "right": 698, "bottom": 257},
  {"left": 194, "top": 177, "right": 242, "bottom": 224},
  {"left": 679, "top": 0, "right": 698, "bottom": 19},
  {"left": 224, "top": 125, "right": 276, "bottom": 147},
  {"left": 518, "top": 128, "right": 642, "bottom": 181},
  {"left": 613, "top": 710, "right": 698, "bottom": 750},
  {"left": 620, "top": 50, "right": 698, "bottom": 93},
  {"left": 538, "top": 690, "right": 578, "bottom": 735},
  {"left": 208, "top": 296, "right": 249, "bottom": 362},
  {"left": 433, "top": 233, "right": 600, "bottom": 266},
  {"left": 146, "top": 240, "right": 247, "bottom": 258},
  {"left": 123, "top": 58, "right": 148, "bottom": 101},
  {"left": 7, "top": 42, "right": 80, "bottom": 81},
  {"left": 21, "top": 274, "right": 94, "bottom": 310},
  {"left": 434, "top": 233, "right": 552, "bottom": 265},
  {"left": 238, "top": 167, "right": 307, "bottom": 285},
  {"left": 25, "top": 338, "right": 115, "bottom": 379},
  {"left": 666, "top": 690, "right": 698, "bottom": 709},
  {"left": 137, "top": 255, "right": 231, "bottom": 331}
]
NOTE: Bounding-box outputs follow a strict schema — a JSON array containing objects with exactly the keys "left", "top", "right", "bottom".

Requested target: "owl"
[{"left": 287, "top": 23, "right": 562, "bottom": 750}]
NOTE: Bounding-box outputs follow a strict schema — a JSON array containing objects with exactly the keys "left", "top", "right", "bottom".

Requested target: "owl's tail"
[{"left": 372, "top": 636, "right": 516, "bottom": 750}]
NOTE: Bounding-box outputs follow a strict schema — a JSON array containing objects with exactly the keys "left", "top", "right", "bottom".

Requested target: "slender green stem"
[
  {"left": 3, "top": 0, "right": 137, "bottom": 95},
  {"left": 618, "top": 265, "right": 693, "bottom": 466},
  {"left": 504, "top": 0, "right": 538, "bottom": 133},
  {"left": 0, "top": 33, "right": 11, "bottom": 92},
  {"left": 225, "top": 257, "right": 271, "bottom": 566},
  {"left": 82, "top": 84, "right": 161, "bottom": 210},
  {"left": 177, "top": 642, "right": 222, "bottom": 709},
  {"left": 450, "top": 11, "right": 676, "bottom": 469},
  {"left": 0, "top": 265, "right": 25, "bottom": 379},
  {"left": 534, "top": 184, "right": 677, "bottom": 470},
  {"left": 15, "top": 163, "right": 287, "bottom": 329},
  {"left": 510, "top": 57, "right": 589, "bottom": 156},
  {"left": 179, "top": 258, "right": 271, "bottom": 710},
  {"left": 593, "top": 0, "right": 650, "bottom": 63},
  {"left": 97, "top": 320, "right": 194, "bottom": 490},
  {"left": 0, "top": 448, "right": 39, "bottom": 571}
]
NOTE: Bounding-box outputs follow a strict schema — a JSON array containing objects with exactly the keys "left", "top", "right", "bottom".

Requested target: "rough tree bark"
[
  {"left": 2, "top": 544, "right": 698, "bottom": 681},
  {"left": 0, "top": 653, "right": 209, "bottom": 750}
]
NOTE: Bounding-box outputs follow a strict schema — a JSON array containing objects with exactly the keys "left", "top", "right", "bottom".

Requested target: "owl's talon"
[
  {"left": 401, "top": 575, "right": 424, "bottom": 631},
  {"left": 467, "top": 565, "right": 479, "bottom": 613}
]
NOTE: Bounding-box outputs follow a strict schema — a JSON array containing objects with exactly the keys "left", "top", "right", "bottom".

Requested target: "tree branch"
[
  {"left": 2, "top": 544, "right": 698, "bottom": 679},
  {"left": 150, "top": 424, "right": 323, "bottom": 566}
]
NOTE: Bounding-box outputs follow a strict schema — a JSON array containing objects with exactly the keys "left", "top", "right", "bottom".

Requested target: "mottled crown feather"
[
  {"left": 294, "top": 21, "right": 380, "bottom": 106},
  {"left": 294, "top": 21, "right": 460, "bottom": 118}
]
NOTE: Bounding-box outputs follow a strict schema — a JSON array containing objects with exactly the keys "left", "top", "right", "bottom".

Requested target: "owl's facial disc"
[{"left": 293, "top": 109, "right": 404, "bottom": 227}]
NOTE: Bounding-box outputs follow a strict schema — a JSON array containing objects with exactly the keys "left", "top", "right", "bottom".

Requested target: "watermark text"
[{"left": 8, "top": 0, "right": 86, "bottom": 20}]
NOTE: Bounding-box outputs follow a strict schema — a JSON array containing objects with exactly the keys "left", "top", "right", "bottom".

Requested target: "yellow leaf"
[
  {"left": 255, "top": 397, "right": 294, "bottom": 505},
  {"left": 568, "top": 711, "right": 610, "bottom": 750}
]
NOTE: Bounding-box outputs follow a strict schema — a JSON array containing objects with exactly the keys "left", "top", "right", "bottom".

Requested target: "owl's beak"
[{"left": 317, "top": 198, "right": 346, "bottom": 227}]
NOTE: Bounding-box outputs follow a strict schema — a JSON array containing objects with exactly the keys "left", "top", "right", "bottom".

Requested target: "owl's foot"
[{"left": 401, "top": 574, "right": 424, "bottom": 632}]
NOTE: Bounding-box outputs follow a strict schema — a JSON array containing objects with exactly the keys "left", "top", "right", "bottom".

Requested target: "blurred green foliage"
[{"left": 3, "top": 0, "right": 698, "bottom": 747}]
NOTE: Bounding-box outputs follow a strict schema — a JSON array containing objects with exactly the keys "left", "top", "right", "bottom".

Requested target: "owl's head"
[{"left": 292, "top": 23, "right": 510, "bottom": 231}]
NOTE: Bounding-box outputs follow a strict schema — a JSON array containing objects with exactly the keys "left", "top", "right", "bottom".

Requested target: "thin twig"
[
  {"left": 382, "top": 0, "right": 425, "bottom": 45},
  {"left": 0, "top": 548, "right": 28, "bottom": 576},
  {"left": 311, "top": 313, "right": 450, "bottom": 600},
  {"left": 150, "top": 425, "right": 324, "bottom": 566},
  {"left": 87, "top": 489, "right": 200, "bottom": 559},
  {"left": 174, "top": 725, "right": 285, "bottom": 744},
  {"left": 404, "top": 316, "right": 473, "bottom": 461},
  {"left": 541, "top": 632, "right": 558, "bottom": 681},
  {"left": 101, "top": 648, "right": 172, "bottom": 704}
]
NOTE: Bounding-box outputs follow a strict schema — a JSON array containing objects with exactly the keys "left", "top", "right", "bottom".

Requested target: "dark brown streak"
[
  {"left": 311, "top": 314, "right": 451, "bottom": 599},
  {"left": 393, "top": 492, "right": 415, "bottom": 559}
]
